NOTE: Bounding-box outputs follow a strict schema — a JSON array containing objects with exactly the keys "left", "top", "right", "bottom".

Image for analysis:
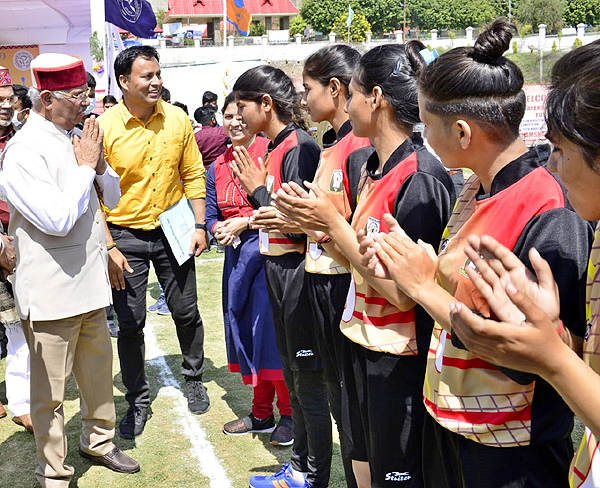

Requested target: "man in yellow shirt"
[{"left": 99, "top": 46, "right": 209, "bottom": 439}]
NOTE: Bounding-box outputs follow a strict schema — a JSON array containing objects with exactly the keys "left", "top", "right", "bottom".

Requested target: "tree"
[
  {"left": 515, "top": 20, "right": 533, "bottom": 38},
  {"left": 332, "top": 11, "right": 372, "bottom": 41},
  {"left": 300, "top": 0, "right": 347, "bottom": 33},
  {"left": 409, "top": 0, "right": 497, "bottom": 31},
  {"left": 300, "top": 0, "right": 403, "bottom": 35},
  {"left": 155, "top": 8, "right": 166, "bottom": 29},
  {"left": 289, "top": 15, "right": 308, "bottom": 37},
  {"left": 452, "top": 0, "right": 498, "bottom": 29},
  {"left": 408, "top": 0, "right": 452, "bottom": 31},
  {"left": 564, "top": 0, "right": 600, "bottom": 26},
  {"left": 249, "top": 21, "right": 266, "bottom": 36},
  {"left": 356, "top": 0, "right": 405, "bottom": 33},
  {"left": 515, "top": 0, "right": 565, "bottom": 33},
  {"left": 89, "top": 31, "right": 104, "bottom": 63}
]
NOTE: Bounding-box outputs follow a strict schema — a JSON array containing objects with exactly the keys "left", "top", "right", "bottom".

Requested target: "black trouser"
[
  {"left": 109, "top": 224, "right": 205, "bottom": 407},
  {"left": 307, "top": 272, "right": 358, "bottom": 488},
  {"left": 422, "top": 413, "right": 573, "bottom": 488},
  {"left": 264, "top": 253, "right": 332, "bottom": 488},
  {"left": 0, "top": 323, "right": 6, "bottom": 359},
  {"left": 343, "top": 340, "right": 427, "bottom": 488}
]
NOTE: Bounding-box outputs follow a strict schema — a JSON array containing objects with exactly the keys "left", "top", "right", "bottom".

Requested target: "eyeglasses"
[
  {"left": 54, "top": 87, "right": 91, "bottom": 102},
  {"left": 0, "top": 95, "right": 18, "bottom": 106}
]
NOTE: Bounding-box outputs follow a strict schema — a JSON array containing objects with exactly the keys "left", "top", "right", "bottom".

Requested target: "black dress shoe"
[
  {"left": 118, "top": 405, "right": 152, "bottom": 439},
  {"left": 79, "top": 447, "right": 140, "bottom": 473}
]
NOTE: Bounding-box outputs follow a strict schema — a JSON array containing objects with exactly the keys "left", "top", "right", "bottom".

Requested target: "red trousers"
[{"left": 252, "top": 379, "right": 291, "bottom": 419}]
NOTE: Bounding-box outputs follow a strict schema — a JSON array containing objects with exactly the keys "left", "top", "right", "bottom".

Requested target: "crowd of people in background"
[{"left": 1, "top": 15, "right": 600, "bottom": 488}]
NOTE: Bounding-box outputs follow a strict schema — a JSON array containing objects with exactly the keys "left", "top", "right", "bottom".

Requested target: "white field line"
[
  {"left": 145, "top": 318, "right": 232, "bottom": 488},
  {"left": 198, "top": 257, "right": 225, "bottom": 263}
]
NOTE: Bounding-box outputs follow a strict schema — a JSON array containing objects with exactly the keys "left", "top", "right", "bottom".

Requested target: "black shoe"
[
  {"left": 185, "top": 378, "right": 210, "bottom": 415},
  {"left": 223, "top": 413, "right": 275, "bottom": 435},
  {"left": 79, "top": 446, "right": 140, "bottom": 473},
  {"left": 118, "top": 405, "right": 152, "bottom": 439},
  {"left": 270, "top": 415, "right": 294, "bottom": 446}
]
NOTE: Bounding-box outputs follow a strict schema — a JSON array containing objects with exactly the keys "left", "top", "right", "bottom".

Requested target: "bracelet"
[
  {"left": 247, "top": 216, "right": 251, "bottom": 230},
  {"left": 317, "top": 235, "right": 332, "bottom": 245},
  {"left": 557, "top": 319, "right": 564, "bottom": 336},
  {"left": 106, "top": 242, "right": 117, "bottom": 251},
  {"left": 0, "top": 236, "right": 4, "bottom": 255}
]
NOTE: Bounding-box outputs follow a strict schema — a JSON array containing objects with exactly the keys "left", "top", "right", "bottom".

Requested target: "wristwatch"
[{"left": 195, "top": 223, "right": 207, "bottom": 230}]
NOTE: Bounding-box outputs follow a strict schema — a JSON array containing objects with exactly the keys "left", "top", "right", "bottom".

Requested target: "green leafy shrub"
[
  {"left": 289, "top": 15, "right": 307, "bottom": 37},
  {"left": 332, "top": 11, "right": 371, "bottom": 43},
  {"left": 249, "top": 21, "right": 266, "bottom": 37}
]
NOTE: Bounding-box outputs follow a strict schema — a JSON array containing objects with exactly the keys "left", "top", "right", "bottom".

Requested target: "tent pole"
[{"left": 223, "top": 0, "right": 227, "bottom": 49}]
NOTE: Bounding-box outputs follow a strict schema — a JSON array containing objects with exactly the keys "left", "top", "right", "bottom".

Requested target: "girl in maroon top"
[
  {"left": 205, "top": 93, "right": 291, "bottom": 442},
  {"left": 231, "top": 65, "right": 324, "bottom": 488}
]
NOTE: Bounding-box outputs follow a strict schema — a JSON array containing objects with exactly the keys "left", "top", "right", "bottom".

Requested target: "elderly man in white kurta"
[{"left": 0, "top": 53, "right": 139, "bottom": 488}]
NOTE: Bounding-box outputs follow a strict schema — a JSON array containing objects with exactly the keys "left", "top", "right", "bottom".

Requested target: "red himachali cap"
[{"left": 30, "top": 53, "right": 87, "bottom": 91}]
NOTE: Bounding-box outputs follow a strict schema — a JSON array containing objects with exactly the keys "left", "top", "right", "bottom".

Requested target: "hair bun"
[
  {"left": 405, "top": 40, "right": 427, "bottom": 76},
  {"left": 473, "top": 18, "right": 516, "bottom": 61}
]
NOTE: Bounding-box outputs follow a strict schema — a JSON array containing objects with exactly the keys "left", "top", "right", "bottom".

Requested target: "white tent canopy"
[
  {"left": 0, "top": 0, "right": 92, "bottom": 46},
  {"left": 0, "top": 1, "right": 115, "bottom": 96}
]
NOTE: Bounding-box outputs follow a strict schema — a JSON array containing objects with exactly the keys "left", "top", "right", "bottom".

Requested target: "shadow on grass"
[
  {"left": 0, "top": 378, "right": 139, "bottom": 488},
  {"left": 0, "top": 426, "right": 38, "bottom": 487},
  {"left": 157, "top": 352, "right": 294, "bottom": 464},
  {"left": 0, "top": 378, "right": 6, "bottom": 405}
]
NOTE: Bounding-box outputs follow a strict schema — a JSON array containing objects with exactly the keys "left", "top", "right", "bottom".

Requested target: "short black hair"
[
  {"left": 303, "top": 44, "right": 361, "bottom": 92},
  {"left": 160, "top": 86, "right": 171, "bottom": 102},
  {"left": 114, "top": 45, "right": 160, "bottom": 90},
  {"left": 12, "top": 84, "right": 32, "bottom": 110},
  {"left": 233, "top": 65, "right": 308, "bottom": 131},
  {"left": 546, "top": 39, "right": 600, "bottom": 171},
  {"left": 222, "top": 92, "right": 236, "bottom": 114},
  {"left": 86, "top": 71, "right": 97, "bottom": 88},
  {"left": 194, "top": 105, "right": 217, "bottom": 125},
  {"left": 202, "top": 90, "right": 218, "bottom": 105},
  {"left": 353, "top": 42, "right": 426, "bottom": 130},
  {"left": 102, "top": 95, "right": 118, "bottom": 106},
  {"left": 173, "top": 101, "right": 189, "bottom": 115}
]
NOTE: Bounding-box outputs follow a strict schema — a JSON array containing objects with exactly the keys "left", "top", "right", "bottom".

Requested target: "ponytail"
[{"left": 233, "top": 65, "right": 307, "bottom": 131}]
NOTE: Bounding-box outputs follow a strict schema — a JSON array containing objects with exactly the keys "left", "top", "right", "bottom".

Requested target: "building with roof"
[{"left": 164, "top": 0, "right": 299, "bottom": 43}]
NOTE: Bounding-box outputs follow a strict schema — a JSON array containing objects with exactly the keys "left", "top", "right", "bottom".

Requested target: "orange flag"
[{"left": 227, "top": 0, "right": 252, "bottom": 36}]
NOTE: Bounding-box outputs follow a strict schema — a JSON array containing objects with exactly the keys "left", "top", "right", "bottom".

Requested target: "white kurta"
[
  {"left": 0, "top": 112, "right": 120, "bottom": 237},
  {"left": 0, "top": 111, "right": 120, "bottom": 321}
]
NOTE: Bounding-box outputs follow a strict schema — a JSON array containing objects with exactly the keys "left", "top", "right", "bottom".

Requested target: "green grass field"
[
  {"left": 0, "top": 249, "right": 347, "bottom": 488},
  {"left": 0, "top": 248, "right": 585, "bottom": 487}
]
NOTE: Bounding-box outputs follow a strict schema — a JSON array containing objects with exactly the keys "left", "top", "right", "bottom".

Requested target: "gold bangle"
[{"left": 106, "top": 242, "right": 117, "bottom": 251}]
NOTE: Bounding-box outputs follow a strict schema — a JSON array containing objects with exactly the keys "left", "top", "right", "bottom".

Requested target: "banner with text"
[{"left": 520, "top": 84, "right": 549, "bottom": 147}]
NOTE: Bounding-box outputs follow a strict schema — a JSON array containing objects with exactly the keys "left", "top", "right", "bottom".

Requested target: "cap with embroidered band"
[{"left": 30, "top": 53, "right": 87, "bottom": 92}]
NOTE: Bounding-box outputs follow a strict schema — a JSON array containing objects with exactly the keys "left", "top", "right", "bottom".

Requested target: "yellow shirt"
[{"left": 99, "top": 100, "right": 205, "bottom": 230}]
